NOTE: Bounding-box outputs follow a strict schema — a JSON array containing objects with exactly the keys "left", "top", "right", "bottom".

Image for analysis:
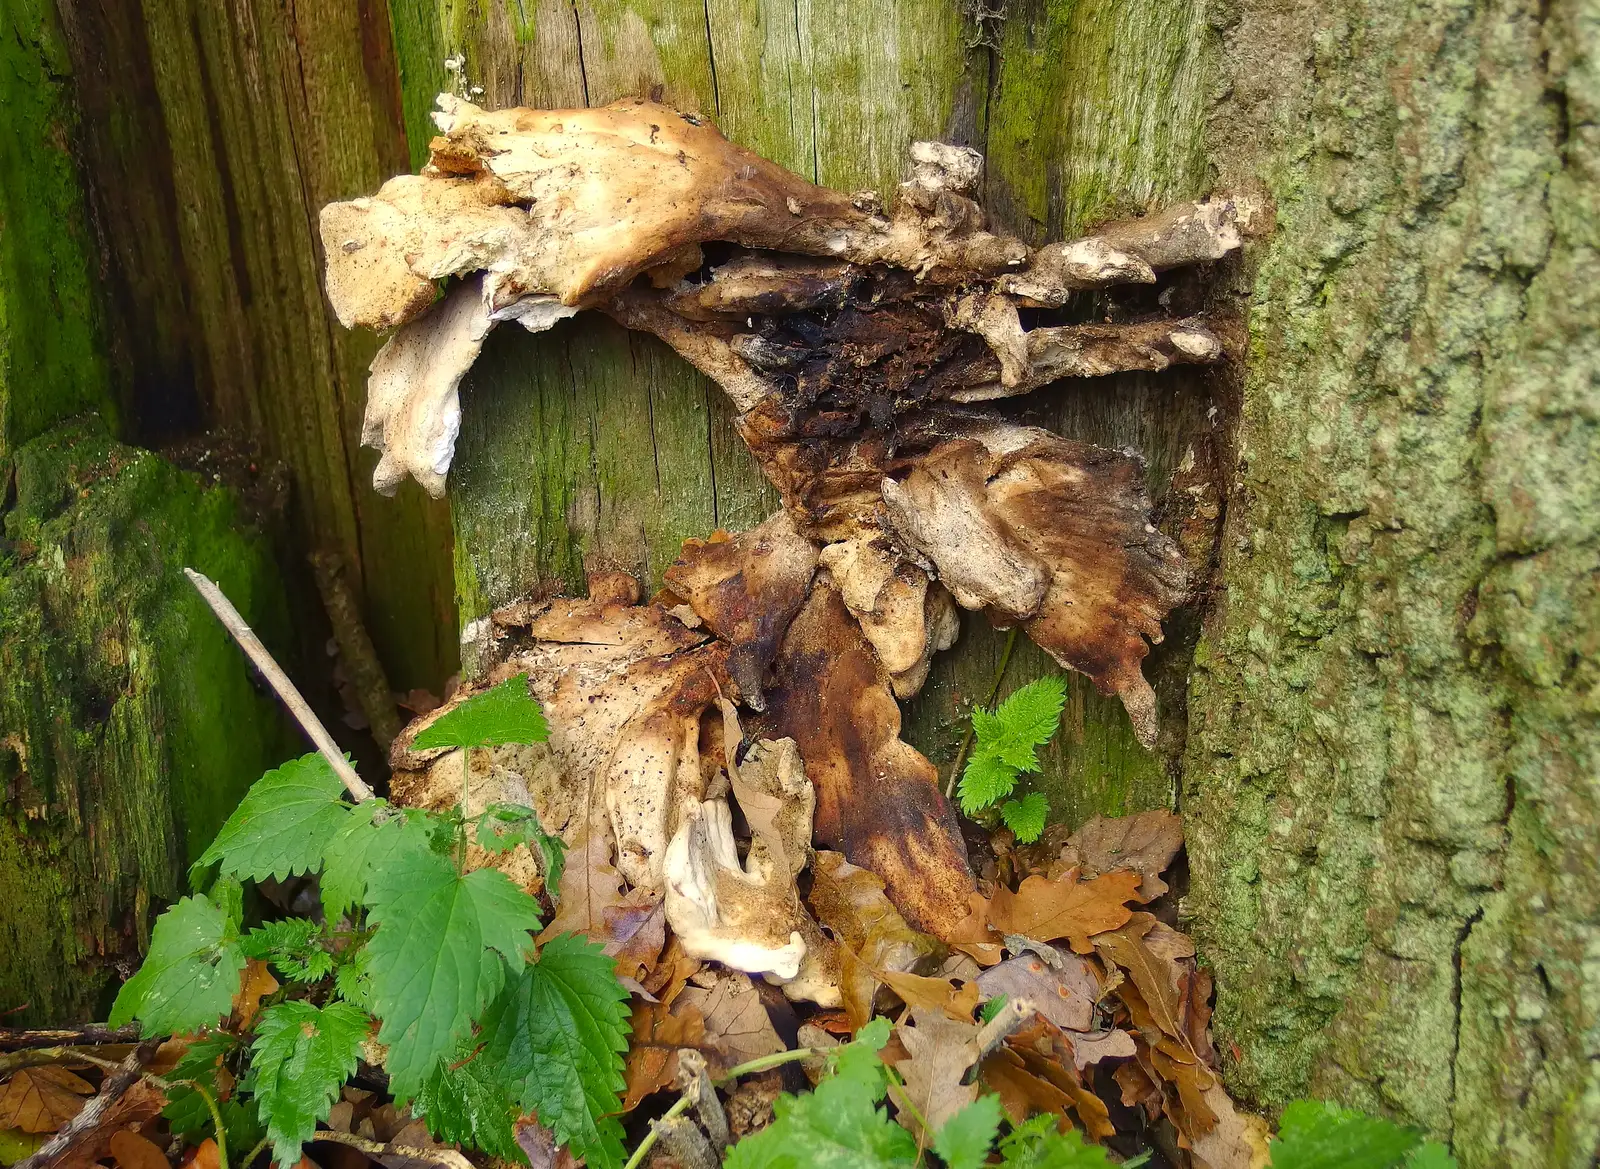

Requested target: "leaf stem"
[
  {"left": 713, "top": 1047, "right": 815, "bottom": 1083},
  {"left": 240, "top": 1135, "right": 271, "bottom": 1168},
  {"left": 622, "top": 1092, "right": 692, "bottom": 1169},
  {"left": 945, "top": 626, "right": 1020, "bottom": 797}
]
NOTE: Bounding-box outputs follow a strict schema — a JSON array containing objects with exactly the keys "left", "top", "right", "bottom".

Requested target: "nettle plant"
[
  {"left": 957, "top": 677, "right": 1067, "bottom": 844},
  {"left": 110, "top": 675, "right": 630, "bottom": 1169}
]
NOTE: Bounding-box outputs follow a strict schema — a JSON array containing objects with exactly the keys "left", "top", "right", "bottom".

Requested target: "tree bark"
[{"left": 1188, "top": 1, "right": 1599, "bottom": 1164}]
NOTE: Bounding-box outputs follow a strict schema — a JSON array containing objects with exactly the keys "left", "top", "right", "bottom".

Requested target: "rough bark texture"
[
  {"left": 0, "top": 424, "right": 299, "bottom": 1024},
  {"left": 392, "top": 0, "right": 1224, "bottom": 826},
  {"left": 1187, "top": 1, "right": 1599, "bottom": 1164}
]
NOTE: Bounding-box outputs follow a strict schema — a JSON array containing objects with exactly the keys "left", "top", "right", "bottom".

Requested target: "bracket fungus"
[{"left": 329, "top": 95, "right": 1255, "bottom": 945}]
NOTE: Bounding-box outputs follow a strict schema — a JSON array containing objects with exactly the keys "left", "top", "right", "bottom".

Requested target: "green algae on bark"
[
  {"left": 0, "top": 423, "right": 299, "bottom": 1024},
  {"left": 1187, "top": 1, "right": 1600, "bottom": 1165}
]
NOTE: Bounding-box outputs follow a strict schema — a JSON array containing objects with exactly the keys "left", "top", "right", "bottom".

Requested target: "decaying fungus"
[{"left": 327, "top": 94, "right": 1255, "bottom": 944}]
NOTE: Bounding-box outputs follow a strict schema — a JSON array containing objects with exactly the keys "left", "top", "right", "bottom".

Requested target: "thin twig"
[
  {"left": 184, "top": 568, "right": 374, "bottom": 802},
  {"left": 308, "top": 551, "right": 402, "bottom": 749},
  {"left": 17, "top": 1039, "right": 159, "bottom": 1169},
  {"left": 0, "top": 1025, "right": 141, "bottom": 1051},
  {"left": 312, "top": 1129, "right": 474, "bottom": 1169},
  {"left": 621, "top": 1092, "right": 691, "bottom": 1169},
  {"left": 713, "top": 1047, "right": 814, "bottom": 1083},
  {"left": 0, "top": 1046, "right": 134, "bottom": 1076},
  {"left": 945, "top": 626, "right": 1020, "bottom": 797}
]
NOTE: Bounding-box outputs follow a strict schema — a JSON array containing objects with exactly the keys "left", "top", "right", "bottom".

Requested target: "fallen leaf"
[
  {"left": 979, "top": 1048, "right": 1072, "bottom": 1124},
  {"left": 1094, "top": 915, "right": 1189, "bottom": 1046},
  {"left": 641, "top": 934, "right": 701, "bottom": 1006},
  {"left": 188, "top": 1138, "right": 221, "bottom": 1169},
  {"left": 809, "top": 850, "right": 938, "bottom": 1026},
  {"left": 0, "top": 1066, "right": 95, "bottom": 1133},
  {"left": 1187, "top": 1083, "right": 1271, "bottom": 1169},
  {"left": 233, "top": 959, "right": 280, "bottom": 1028},
  {"left": 990, "top": 870, "right": 1143, "bottom": 953},
  {"left": 538, "top": 819, "right": 631, "bottom": 942},
  {"left": 1061, "top": 1028, "right": 1138, "bottom": 1070},
  {"left": 109, "top": 1129, "right": 170, "bottom": 1169},
  {"left": 1011, "top": 1025, "right": 1115, "bottom": 1140},
  {"left": 603, "top": 898, "right": 667, "bottom": 981},
  {"left": 623, "top": 1000, "right": 707, "bottom": 1110},
  {"left": 1151, "top": 1046, "right": 1219, "bottom": 1141},
  {"left": 52, "top": 1081, "right": 166, "bottom": 1169},
  {"left": 1185, "top": 966, "right": 1220, "bottom": 1068},
  {"left": 976, "top": 951, "right": 1099, "bottom": 1033},
  {"left": 947, "top": 894, "right": 1005, "bottom": 966},
  {"left": 676, "top": 971, "right": 786, "bottom": 1068},
  {"left": 888, "top": 1010, "right": 981, "bottom": 1140},
  {"left": 514, "top": 1118, "right": 580, "bottom": 1169},
  {"left": 1063, "top": 811, "right": 1184, "bottom": 901},
  {"left": 1114, "top": 1058, "right": 1160, "bottom": 1115},
  {"left": 879, "top": 971, "right": 980, "bottom": 1022}
]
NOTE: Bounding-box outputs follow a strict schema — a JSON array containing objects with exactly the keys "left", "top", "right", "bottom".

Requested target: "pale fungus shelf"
[{"left": 333, "top": 93, "right": 1254, "bottom": 964}]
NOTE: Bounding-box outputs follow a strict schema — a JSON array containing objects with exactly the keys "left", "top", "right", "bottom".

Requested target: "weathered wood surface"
[
  {"left": 1, "top": 425, "right": 299, "bottom": 1024},
  {"left": 388, "top": 0, "right": 1219, "bottom": 824},
  {"left": 54, "top": 0, "right": 458, "bottom": 691}
]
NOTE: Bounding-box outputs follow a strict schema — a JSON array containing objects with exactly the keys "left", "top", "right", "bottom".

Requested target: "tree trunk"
[
  {"left": 10, "top": 0, "right": 1594, "bottom": 1162},
  {"left": 1187, "top": 2, "right": 1599, "bottom": 1164}
]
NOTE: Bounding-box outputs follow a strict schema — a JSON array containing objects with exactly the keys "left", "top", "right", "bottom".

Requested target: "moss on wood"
[{"left": 0, "top": 422, "right": 299, "bottom": 1024}]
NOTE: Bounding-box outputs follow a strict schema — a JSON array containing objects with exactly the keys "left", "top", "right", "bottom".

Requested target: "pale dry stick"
[
  {"left": 312, "top": 1129, "right": 475, "bottom": 1169},
  {"left": 16, "top": 1040, "right": 161, "bottom": 1169},
  {"left": 183, "top": 568, "right": 374, "bottom": 802}
]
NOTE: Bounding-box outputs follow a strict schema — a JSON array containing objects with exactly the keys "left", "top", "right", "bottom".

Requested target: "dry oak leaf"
[
  {"left": 51, "top": 1080, "right": 167, "bottom": 1169},
  {"left": 1187, "top": 1083, "right": 1271, "bottom": 1169},
  {"left": 0, "top": 1066, "right": 95, "bottom": 1133},
  {"left": 1063, "top": 810, "right": 1184, "bottom": 901},
  {"left": 675, "top": 970, "right": 786, "bottom": 1069},
  {"left": 109, "top": 1129, "right": 172, "bottom": 1169},
  {"left": 879, "top": 970, "right": 981, "bottom": 1023},
  {"left": 537, "top": 819, "right": 635, "bottom": 943},
  {"left": 233, "top": 958, "right": 280, "bottom": 1029},
  {"left": 1093, "top": 913, "right": 1191, "bottom": 1048},
  {"left": 989, "top": 869, "right": 1144, "bottom": 953},
  {"left": 886, "top": 1009, "right": 982, "bottom": 1142},
  {"left": 623, "top": 1000, "right": 708, "bottom": 1111},
  {"left": 980, "top": 1047, "right": 1073, "bottom": 1126},
  {"left": 976, "top": 951, "right": 1100, "bottom": 1033},
  {"left": 947, "top": 894, "right": 1006, "bottom": 967},
  {"left": 1061, "top": 1028, "right": 1138, "bottom": 1071},
  {"left": 808, "top": 849, "right": 939, "bottom": 1027}
]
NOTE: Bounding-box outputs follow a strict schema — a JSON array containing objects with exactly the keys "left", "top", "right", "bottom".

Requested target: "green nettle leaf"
[
  {"left": 996, "top": 1115, "right": 1113, "bottom": 1168},
  {"left": 1404, "top": 1143, "right": 1459, "bottom": 1169},
  {"left": 480, "top": 934, "right": 631, "bottom": 1169},
  {"left": 412, "top": 674, "right": 549, "bottom": 750},
  {"left": 163, "top": 1032, "right": 239, "bottom": 1137},
  {"left": 248, "top": 1000, "right": 371, "bottom": 1169},
  {"left": 320, "top": 801, "right": 437, "bottom": 922},
  {"left": 933, "top": 1095, "right": 1003, "bottom": 1169},
  {"left": 476, "top": 804, "right": 567, "bottom": 888},
  {"left": 364, "top": 848, "right": 542, "bottom": 1102},
  {"left": 195, "top": 754, "right": 350, "bottom": 884},
  {"left": 1000, "top": 793, "right": 1051, "bottom": 844},
  {"left": 957, "top": 752, "right": 1018, "bottom": 816},
  {"left": 413, "top": 1046, "right": 522, "bottom": 1162},
  {"left": 1267, "top": 1100, "right": 1438, "bottom": 1169},
  {"left": 724, "top": 1017, "right": 917, "bottom": 1169},
  {"left": 243, "top": 918, "right": 334, "bottom": 982},
  {"left": 109, "top": 895, "right": 246, "bottom": 1036}
]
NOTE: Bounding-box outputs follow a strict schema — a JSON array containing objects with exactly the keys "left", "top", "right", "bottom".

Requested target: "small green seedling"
[{"left": 956, "top": 676, "right": 1066, "bottom": 843}]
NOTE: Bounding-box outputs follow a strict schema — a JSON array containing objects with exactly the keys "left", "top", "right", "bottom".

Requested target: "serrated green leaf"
[
  {"left": 1000, "top": 792, "right": 1050, "bottom": 843},
  {"left": 242, "top": 919, "right": 334, "bottom": 983},
  {"left": 1267, "top": 1100, "right": 1426, "bottom": 1169},
  {"left": 333, "top": 944, "right": 374, "bottom": 1009},
  {"left": 195, "top": 754, "right": 350, "bottom": 884},
  {"left": 997, "top": 1115, "right": 1113, "bottom": 1168},
  {"left": 163, "top": 1032, "right": 239, "bottom": 1137},
  {"left": 413, "top": 1046, "right": 522, "bottom": 1162},
  {"left": 480, "top": 934, "right": 631, "bottom": 1169},
  {"left": 248, "top": 1000, "right": 370, "bottom": 1169},
  {"left": 412, "top": 675, "right": 548, "bottom": 750},
  {"left": 364, "top": 850, "right": 541, "bottom": 1103},
  {"left": 320, "top": 801, "right": 436, "bottom": 922},
  {"left": 724, "top": 1016, "right": 916, "bottom": 1169},
  {"left": 958, "top": 752, "right": 1018, "bottom": 815},
  {"left": 974, "top": 677, "right": 1066, "bottom": 776},
  {"left": 109, "top": 895, "right": 246, "bottom": 1036},
  {"left": 933, "top": 1095, "right": 1002, "bottom": 1169}
]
